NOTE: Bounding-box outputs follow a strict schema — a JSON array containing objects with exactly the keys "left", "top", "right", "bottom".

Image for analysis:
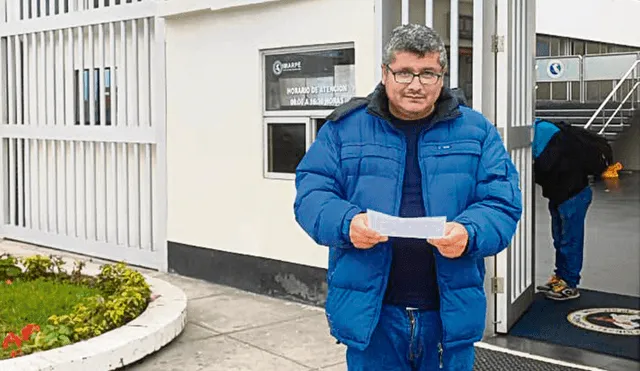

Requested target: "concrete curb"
[{"left": 0, "top": 275, "right": 188, "bottom": 371}]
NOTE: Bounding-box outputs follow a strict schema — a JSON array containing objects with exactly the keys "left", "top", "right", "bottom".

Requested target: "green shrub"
[{"left": 0, "top": 254, "right": 151, "bottom": 359}]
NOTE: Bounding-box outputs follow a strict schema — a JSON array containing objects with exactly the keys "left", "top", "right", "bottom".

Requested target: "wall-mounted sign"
[
  {"left": 546, "top": 59, "right": 565, "bottom": 79},
  {"left": 264, "top": 47, "right": 356, "bottom": 111}
]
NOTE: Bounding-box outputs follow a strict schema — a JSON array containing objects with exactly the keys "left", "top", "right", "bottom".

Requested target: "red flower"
[
  {"left": 10, "top": 349, "right": 22, "bottom": 358},
  {"left": 2, "top": 332, "right": 22, "bottom": 349},
  {"left": 21, "top": 324, "right": 41, "bottom": 341}
]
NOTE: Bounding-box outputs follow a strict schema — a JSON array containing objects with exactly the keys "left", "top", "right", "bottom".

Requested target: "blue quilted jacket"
[{"left": 293, "top": 85, "right": 522, "bottom": 351}]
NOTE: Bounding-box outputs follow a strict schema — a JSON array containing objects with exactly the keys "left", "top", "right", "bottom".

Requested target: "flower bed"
[{"left": 0, "top": 254, "right": 151, "bottom": 360}]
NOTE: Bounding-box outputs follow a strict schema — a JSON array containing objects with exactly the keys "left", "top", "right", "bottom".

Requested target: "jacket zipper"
[
  {"left": 417, "top": 128, "right": 447, "bottom": 368},
  {"left": 408, "top": 310, "right": 416, "bottom": 362},
  {"left": 362, "top": 120, "right": 405, "bottom": 346}
]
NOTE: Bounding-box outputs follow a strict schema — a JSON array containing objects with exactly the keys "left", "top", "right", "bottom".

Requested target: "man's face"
[{"left": 382, "top": 51, "right": 444, "bottom": 120}]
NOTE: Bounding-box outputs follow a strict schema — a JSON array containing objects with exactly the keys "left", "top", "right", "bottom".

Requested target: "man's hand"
[
  {"left": 350, "top": 213, "right": 388, "bottom": 249},
  {"left": 428, "top": 222, "right": 469, "bottom": 258}
]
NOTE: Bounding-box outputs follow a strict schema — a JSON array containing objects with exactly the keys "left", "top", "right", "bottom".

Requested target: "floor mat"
[
  {"left": 474, "top": 345, "right": 601, "bottom": 371},
  {"left": 509, "top": 289, "right": 640, "bottom": 361}
]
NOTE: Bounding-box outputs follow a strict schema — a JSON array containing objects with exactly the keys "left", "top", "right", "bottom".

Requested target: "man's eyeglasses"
[{"left": 385, "top": 65, "right": 443, "bottom": 85}]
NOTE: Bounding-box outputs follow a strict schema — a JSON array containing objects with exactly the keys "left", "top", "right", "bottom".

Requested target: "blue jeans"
[
  {"left": 346, "top": 305, "right": 475, "bottom": 371},
  {"left": 548, "top": 186, "right": 592, "bottom": 288}
]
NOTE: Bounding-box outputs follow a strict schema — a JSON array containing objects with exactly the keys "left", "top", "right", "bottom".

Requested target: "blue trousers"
[
  {"left": 548, "top": 186, "right": 592, "bottom": 288},
  {"left": 346, "top": 305, "right": 475, "bottom": 371}
]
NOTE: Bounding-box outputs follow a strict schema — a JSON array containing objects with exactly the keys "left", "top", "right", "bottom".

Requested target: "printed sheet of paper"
[{"left": 367, "top": 209, "right": 446, "bottom": 239}]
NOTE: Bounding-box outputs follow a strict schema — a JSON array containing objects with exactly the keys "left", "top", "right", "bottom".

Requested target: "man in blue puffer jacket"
[{"left": 294, "top": 24, "right": 522, "bottom": 371}]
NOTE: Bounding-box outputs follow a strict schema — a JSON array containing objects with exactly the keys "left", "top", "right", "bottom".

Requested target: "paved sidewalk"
[{"left": 124, "top": 273, "right": 344, "bottom": 370}]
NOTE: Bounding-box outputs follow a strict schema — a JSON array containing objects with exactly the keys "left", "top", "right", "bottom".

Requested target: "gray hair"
[{"left": 382, "top": 24, "right": 448, "bottom": 71}]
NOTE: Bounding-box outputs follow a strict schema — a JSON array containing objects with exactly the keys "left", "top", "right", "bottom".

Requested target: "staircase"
[{"left": 535, "top": 100, "right": 637, "bottom": 144}]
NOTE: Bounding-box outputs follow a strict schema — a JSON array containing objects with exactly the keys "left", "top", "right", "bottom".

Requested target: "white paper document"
[{"left": 367, "top": 209, "right": 446, "bottom": 239}]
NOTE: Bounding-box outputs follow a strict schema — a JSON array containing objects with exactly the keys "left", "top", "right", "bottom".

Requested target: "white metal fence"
[{"left": 0, "top": 0, "right": 167, "bottom": 270}]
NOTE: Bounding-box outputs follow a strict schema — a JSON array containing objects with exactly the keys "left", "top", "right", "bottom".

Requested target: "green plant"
[
  {"left": 21, "top": 255, "right": 55, "bottom": 281},
  {"left": 0, "top": 255, "right": 151, "bottom": 360},
  {"left": 0, "top": 254, "right": 22, "bottom": 281}
]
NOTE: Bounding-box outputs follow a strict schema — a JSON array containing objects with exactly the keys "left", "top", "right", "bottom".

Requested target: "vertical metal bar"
[
  {"left": 48, "top": 30, "right": 57, "bottom": 233},
  {"left": 87, "top": 24, "right": 96, "bottom": 240},
  {"left": 449, "top": 0, "right": 459, "bottom": 88},
  {"left": 7, "top": 37, "right": 16, "bottom": 226},
  {"left": 7, "top": 37, "right": 15, "bottom": 126},
  {"left": 8, "top": 36, "right": 16, "bottom": 227},
  {"left": 54, "top": 29, "right": 64, "bottom": 234},
  {"left": 580, "top": 56, "right": 585, "bottom": 103},
  {"left": 401, "top": 0, "right": 409, "bottom": 25},
  {"left": 15, "top": 36, "right": 24, "bottom": 227},
  {"left": 77, "top": 26, "right": 86, "bottom": 238},
  {"left": 66, "top": 27, "right": 75, "bottom": 236},
  {"left": 9, "top": 138, "right": 15, "bottom": 226},
  {"left": 0, "top": 35, "right": 6, "bottom": 229},
  {"left": 140, "top": 17, "right": 151, "bottom": 250},
  {"left": 117, "top": 20, "right": 128, "bottom": 246},
  {"left": 130, "top": 19, "right": 140, "bottom": 248},
  {"left": 30, "top": 33, "right": 38, "bottom": 230},
  {"left": 0, "top": 37, "right": 5, "bottom": 125},
  {"left": 23, "top": 34, "right": 32, "bottom": 229},
  {"left": 517, "top": 0, "right": 523, "bottom": 127},
  {"left": 38, "top": 32, "right": 47, "bottom": 232},
  {"left": 373, "top": 0, "right": 383, "bottom": 84},
  {"left": 425, "top": 0, "right": 433, "bottom": 28},
  {"left": 108, "top": 21, "right": 117, "bottom": 243},
  {"left": 97, "top": 22, "right": 107, "bottom": 242},
  {"left": 20, "top": 35, "right": 27, "bottom": 228}
]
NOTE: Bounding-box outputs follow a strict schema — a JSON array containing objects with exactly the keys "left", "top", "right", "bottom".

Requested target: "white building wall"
[
  {"left": 536, "top": 0, "right": 640, "bottom": 48},
  {"left": 164, "top": 0, "right": 376, "bottom": 269}
]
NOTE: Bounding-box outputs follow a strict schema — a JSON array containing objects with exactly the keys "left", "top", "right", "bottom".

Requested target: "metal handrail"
[
  {"left": 598, "top": 81, "right": 640, "bottom": 135},
  {"left": 584, "top": 59, "right": 639, "bottom": 130}
]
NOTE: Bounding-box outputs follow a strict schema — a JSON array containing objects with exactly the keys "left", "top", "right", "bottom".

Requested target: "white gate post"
[
  {"left": 152, "top": 16, "right": 168, "bottom": 272},
  {"left": 0, "top": 29, "right": 7, "bottom": 236}
]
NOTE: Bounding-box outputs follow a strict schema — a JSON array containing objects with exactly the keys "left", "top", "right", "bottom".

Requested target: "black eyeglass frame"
[{"left": 385, "top": 65, "right": 443, "bottom": 85}]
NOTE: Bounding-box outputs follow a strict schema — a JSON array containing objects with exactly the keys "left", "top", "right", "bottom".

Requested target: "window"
[
  {"left": 264, "top": 117, "right": 308, "bottom": 178},
  {"left": 262, "top": 44, "right": 355, "bottom": 179},
  {"left": 74, "top": 67, "right": 113, "bottom": 126},
  {"left": 536, "top": 82, "right": 551, "bottom": 100},
  {"left": 551, "top": 82, "right": 568, "bottom": 100},
  {"left": 313, "top": 118, "right": 327, "bottom": 136},
  {"left": 536, "top": 36, "right": 550, "bottom": 57}
]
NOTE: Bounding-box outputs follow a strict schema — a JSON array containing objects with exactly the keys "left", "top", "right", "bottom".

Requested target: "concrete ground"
[{"left": 123, "top": 273, "right": 346, "bottom": 371}]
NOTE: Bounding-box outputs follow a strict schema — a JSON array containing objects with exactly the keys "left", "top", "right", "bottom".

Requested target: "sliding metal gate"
[{"left": 0, "top": 0, "right": 167, "bottom": 270}]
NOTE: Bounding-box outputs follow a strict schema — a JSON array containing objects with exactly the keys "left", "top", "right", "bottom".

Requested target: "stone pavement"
[{"left": 123, "top": 271, "right": 345, "bottom": 371}]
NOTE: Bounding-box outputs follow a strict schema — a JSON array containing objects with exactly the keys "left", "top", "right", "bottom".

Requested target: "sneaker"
[
  {"left": 545, "top": 280, "right": 580, "bottom": 301},
  {"left": 536, "top": 275, "right": 562, "bottom": 292}
]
